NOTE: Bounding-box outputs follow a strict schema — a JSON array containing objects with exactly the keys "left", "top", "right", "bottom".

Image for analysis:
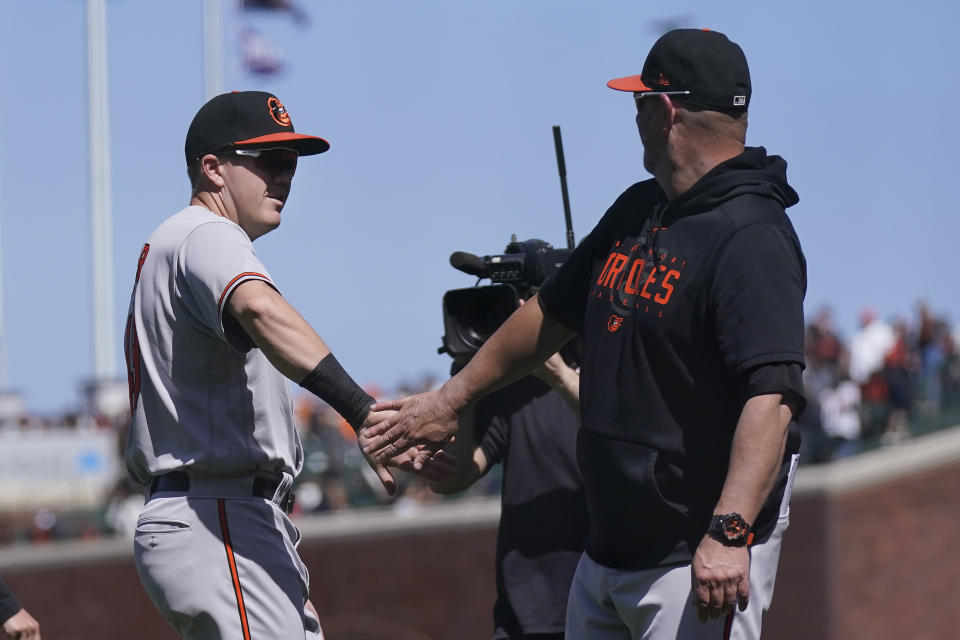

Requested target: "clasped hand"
[
  {"left": 360, "top": 388, "right": 460, "bottom": 470},
  {"left": 356, "top": 406, "right": 458, "bottom": 494}
]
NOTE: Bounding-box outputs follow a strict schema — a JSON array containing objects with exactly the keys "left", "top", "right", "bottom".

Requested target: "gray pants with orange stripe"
[
  {"left": 565, "top": 454, "right": 798, "bottom": 640},
  {"left": 134, "top": 493, "right": 323, "bottom": 639}
]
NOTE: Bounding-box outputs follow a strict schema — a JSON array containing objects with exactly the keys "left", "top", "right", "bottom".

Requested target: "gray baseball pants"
[
  {"left": 565, "top": 454, "right": 798, "bottom": 640},
  {"left": 133, "top": 477, "right": 323, "bottom": 639}
]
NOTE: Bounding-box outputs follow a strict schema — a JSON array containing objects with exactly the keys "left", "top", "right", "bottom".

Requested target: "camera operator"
[{"left": 430, "top": 298, "right": 586, "bottom": 640}]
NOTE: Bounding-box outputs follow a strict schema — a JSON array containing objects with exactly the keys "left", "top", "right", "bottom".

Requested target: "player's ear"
[{"left": 200, "top": 153, "right": 226, "bottom": 190}]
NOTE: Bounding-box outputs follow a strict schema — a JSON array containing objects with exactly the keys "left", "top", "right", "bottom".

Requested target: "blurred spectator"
[
  {"left": 805, "top": 306, "right": 846, "bottom": 396},
  {"left": 881, "top": 318, "right": 914, "bottom": 444},
  {"left": 849, "top": 308, "right": 895, "bottom": 386},
  {"left": 794, "top": 394, "right": 830, "bottom": 464},
  {"left": 849, "top": 308, "right": 895, "bottom": 438},
  {"left": 916, "top": 300, "right": 949, "bottom": 414},
  {"left": 818, "top": 377, "right": 861, "bottom": 459}
]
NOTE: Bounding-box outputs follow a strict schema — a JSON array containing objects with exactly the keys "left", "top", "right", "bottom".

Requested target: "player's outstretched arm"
[
  {"left": 362, "top": 293, "right": 575, "bottom": 465},
  {"left": 226, "top": 280, "right": 460, "bottom": 490},
  {"left": 226, "top": 279, "right": 332, "bottom": 381}
]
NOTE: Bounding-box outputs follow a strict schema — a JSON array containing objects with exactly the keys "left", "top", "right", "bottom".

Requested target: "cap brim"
[
  {"left": 607, "top": 75, "right": 653, "bottom": 92},
  {"left": 233, "top": 132, "right": 330, "bottom": 155}
]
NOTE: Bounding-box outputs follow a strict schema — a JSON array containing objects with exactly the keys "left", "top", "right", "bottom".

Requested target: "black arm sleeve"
[
  {"left": 0, "top": 576, "right": 22, "bottom": 624},
  {"left": 741, "top": 362, "right": 807, "bottom": 418},
  {"left": 299, "top": 353, "right": 375, "bottom": 430}
]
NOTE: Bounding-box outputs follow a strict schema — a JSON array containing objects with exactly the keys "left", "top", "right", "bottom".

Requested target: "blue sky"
[{"left": 0, "top": 0, "right": 958, "bottom": 413}]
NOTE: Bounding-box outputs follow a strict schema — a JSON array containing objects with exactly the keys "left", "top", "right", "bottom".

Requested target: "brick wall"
[{"left": 765, "top": 427, "right": 960, "bottom": 640}]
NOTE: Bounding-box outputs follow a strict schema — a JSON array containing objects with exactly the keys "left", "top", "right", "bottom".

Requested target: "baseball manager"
[{"left": 365, "top": 28, "right": 806, "bottom": 640}]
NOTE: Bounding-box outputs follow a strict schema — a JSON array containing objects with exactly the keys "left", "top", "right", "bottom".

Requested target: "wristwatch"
[{"left": 707, "top": 512, "right": 751, "bottom": 547}]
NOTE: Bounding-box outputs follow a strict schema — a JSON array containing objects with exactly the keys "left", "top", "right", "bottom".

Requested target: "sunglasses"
[
  {"left": 230, "top": 147, "right": 299, "bottom": 174},
  {"left": 633, "top": 90, "right": 691, "bottom": 109}
]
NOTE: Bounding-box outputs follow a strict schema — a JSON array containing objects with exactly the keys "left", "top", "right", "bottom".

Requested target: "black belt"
[{"left": 149, "top": 471, "right": 296, "bottom": 515}]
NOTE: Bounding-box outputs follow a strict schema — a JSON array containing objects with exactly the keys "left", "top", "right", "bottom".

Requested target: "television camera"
[{"left": 438, "top": 127, "right": 576, "bottom": 358}]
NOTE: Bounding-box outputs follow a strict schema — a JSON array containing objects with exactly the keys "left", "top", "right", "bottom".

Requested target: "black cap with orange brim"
[
  {"left": 607, "top": 29, "right": 751, "bottom": 112},
  {"left": 185, "top": 90, "right": 330, "bottom": 164}
]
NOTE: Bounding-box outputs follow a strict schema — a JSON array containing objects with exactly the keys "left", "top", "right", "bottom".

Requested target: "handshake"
[{"left": 356, "top": 386, "right": 462, "bottom": 495}]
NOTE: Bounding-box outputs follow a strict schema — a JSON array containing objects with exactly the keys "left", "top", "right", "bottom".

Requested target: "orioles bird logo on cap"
[{"left": 268, "top": 96, "right": 292, "bottom": 127}]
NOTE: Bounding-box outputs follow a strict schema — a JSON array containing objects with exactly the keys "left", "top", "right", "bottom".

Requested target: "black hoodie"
[{"left": 538, "top": 147, "right": 806, "bottom": 569}]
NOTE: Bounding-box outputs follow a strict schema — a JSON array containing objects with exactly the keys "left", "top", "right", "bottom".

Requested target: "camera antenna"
[{"left": 552, "top": 125, "right": 575, "bottom": 249}]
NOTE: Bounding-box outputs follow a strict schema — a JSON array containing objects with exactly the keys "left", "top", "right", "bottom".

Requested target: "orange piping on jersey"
[
  {"left": 219, "top": 500, "right": 252, "bottom": 640},
  {"left": 135, "top": 243, "right": 150, "bottom": 283},
  {"left": 217, "top": 272, "right": 271, "bottom": 314}
]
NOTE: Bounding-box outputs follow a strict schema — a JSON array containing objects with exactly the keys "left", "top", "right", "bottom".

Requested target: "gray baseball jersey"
[{"left": 124, "top": 205, "right": 304, "bottom": 485}]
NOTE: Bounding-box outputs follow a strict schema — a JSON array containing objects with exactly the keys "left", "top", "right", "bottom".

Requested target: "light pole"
[{"left": 204, "top": 0, "right": 224, "bottom": 99}]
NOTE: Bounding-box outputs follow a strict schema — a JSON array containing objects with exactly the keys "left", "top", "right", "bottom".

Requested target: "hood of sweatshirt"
[{"left": 659, "top": 146, "right": 799, "bottom": 225}]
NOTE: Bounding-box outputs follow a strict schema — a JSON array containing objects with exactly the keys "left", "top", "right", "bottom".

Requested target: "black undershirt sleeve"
[
  {"left": 476, "top": 400, "right": 509, "bottom": 469},
  {"left": 741, "top": 362, "right": 806, "bottom": 418}
]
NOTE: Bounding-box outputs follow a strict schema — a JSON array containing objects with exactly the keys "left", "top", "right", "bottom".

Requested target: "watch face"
[{"left": 722, "top": 515, "right": 749, "bottom": 539}]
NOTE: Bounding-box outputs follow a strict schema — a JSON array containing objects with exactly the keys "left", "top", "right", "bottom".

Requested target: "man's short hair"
[
  {"left": 674, "top": 98, "right": 748, "bottom": 143},
  {"left": 187, "top": 157, "right": 203, "bottom": 191}
]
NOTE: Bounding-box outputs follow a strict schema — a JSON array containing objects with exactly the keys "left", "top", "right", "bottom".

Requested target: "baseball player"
[
  {"left": 0, "top": 577, "right": 40, "bottom": 640},
  {"left": 364, "top": 28, "right": 806, "bottom": 639},
  {"left": 123, "top": 90, "right": 455, "bottom": 639}
]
